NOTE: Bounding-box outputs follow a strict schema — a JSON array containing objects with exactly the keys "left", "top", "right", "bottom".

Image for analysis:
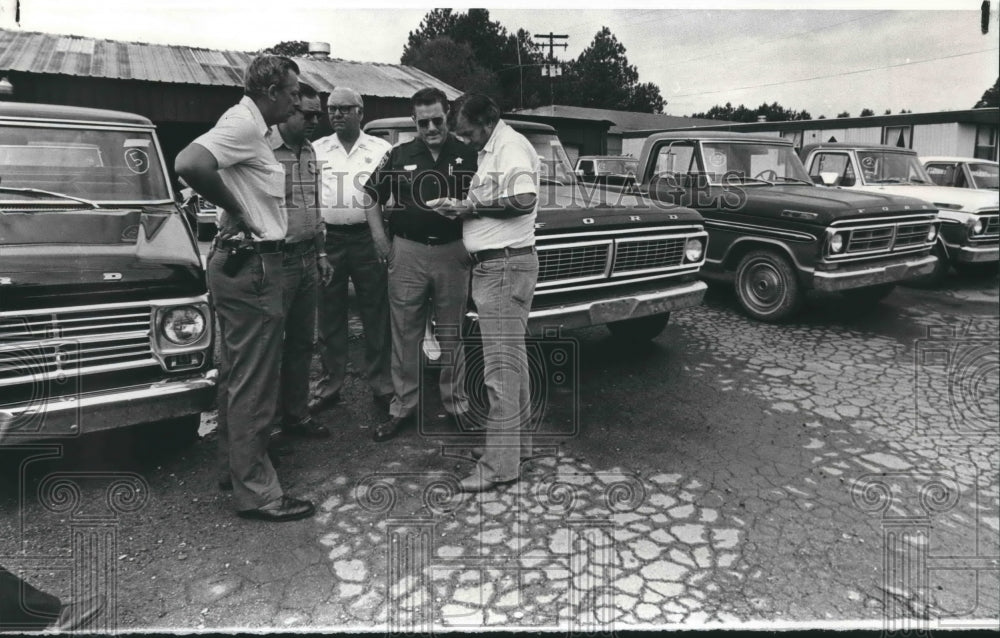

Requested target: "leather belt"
[
  {"left": 325, "top": 222, "right": 369, "bottom": 233},
  {"left": 394, "top": 231, "right": 461, "bottom": 246},
  {"left": 470, "top": 245, "right": 535, "bottom": 264},
  {"left": 215, "top": 238, "right": 285, "bottom": 254},
  {"left": 283, "top": 240, "right": 316, "bottom": 255}
]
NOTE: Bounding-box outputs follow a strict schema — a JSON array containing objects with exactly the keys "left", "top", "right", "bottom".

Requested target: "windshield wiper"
[
  {"left": 769, "top": 176, "right": 814, "bottom": 185},
  {"left": 0, "top": 185, "right": 100, "bottom": 208},
  {"left": 869, "top": 178, "right": 909, "bottom": 184}
]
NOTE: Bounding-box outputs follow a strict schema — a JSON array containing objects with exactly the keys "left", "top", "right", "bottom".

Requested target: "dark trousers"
[
  {"left": 208, "top": 247, "right": 284, "bottom": 511},
  {"left": 0, "top": 566, "right": 61, "bottom": 631},
  {"left": 277, "top": 242, "right": 319, "bottom": 424},
  {"left": 316, "top": 227, "right": 392, "bottom": 399}
]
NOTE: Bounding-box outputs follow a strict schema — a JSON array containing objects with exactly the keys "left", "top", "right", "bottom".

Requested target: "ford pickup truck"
[
  {"left": 801, "top": 143, "right": 998, "bottom": 278},
  {"left": 635, "top": 131, "right": 940, "bottom": 321},
  {"left": 0, "top": 102, "right": 215, "bottom": 446},
  {"left": 364, "top": 117, "right": 709, "bottom": 342}
]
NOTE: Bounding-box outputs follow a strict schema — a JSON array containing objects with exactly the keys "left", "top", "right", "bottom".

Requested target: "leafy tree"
[
  {"left": 860, "top": 108, "right": 874, "bottom": 117},
  {"left": 404, "top": 37, "right": 499, "bottom": 97},
  {"left": 818, "top": 115, "right": 827, "bottom": 119},
  {"left": 261, "top": 41, "right": 310, "bottom": 56},
  {"left": 974, "top": 77, "right": 999, "bottom": 108},
  {"left": 884, "top": 109, "right": 892, "bottom": 115},
  {"left": 691, "top": 100, "right": 810, "bottom": 122},
  {"left": 554, "top": 27, "right": 664, "bottom": 113},
  {"left": 836, "top": 111, "right": 851, "bottom": 118}
]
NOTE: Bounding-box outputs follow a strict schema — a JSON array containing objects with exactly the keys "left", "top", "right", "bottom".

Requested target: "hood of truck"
[
  {"left": 849, "top": 183, "right": 998, "bottom": 214},
  {"left": 0, "top": 206, "right": 205, "bottom": 311},
  {"left": 536, "top": 183, "right": 703, "bottom": 233},
  {"left": 728, "top": 184, "right": 937, "bottom": 225}
]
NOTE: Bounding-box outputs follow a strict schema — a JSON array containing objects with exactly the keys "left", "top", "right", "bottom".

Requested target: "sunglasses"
[
  {"left": 416, "top": 116, "right": 445, "bottom": 129},
  {"left": 327, "top": 105, "right": 359, "bottom": 114}
]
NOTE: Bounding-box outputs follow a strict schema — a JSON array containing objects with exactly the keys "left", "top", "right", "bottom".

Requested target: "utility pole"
[{"left": 534, "top": 32, "right": 567, "bottom": 106}]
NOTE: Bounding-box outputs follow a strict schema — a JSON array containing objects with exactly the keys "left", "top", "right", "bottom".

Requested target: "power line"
[{"left": 669, "top": 47, "right": 999, "bottom": 99}]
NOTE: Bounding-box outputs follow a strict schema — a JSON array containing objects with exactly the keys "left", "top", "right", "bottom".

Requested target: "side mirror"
[{"left": 819, "top": 171, "right": 839, "bottom": 186}]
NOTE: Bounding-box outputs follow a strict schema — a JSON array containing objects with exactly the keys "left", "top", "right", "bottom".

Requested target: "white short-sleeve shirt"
[
  {"left": 313, "top": 132, "right": 392, "bottom": 225},
  {"left": 192, "top": 96, "right": 287, "bottom": 240},
  {"left": 463, "top": 119, "right": 539, "bottom": 253}
]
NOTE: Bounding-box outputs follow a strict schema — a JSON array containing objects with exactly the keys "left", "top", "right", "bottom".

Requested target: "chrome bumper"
[
  {"left": 955, "top": 244, "right": 999, "bottom": 264},
  {"left": 525, "top": 280, "right": 708, "bottom": 334},
  {"left": 0, "top": 369, "right": 217, "bottom": 443},
  {"left": 812, "top": 254, "right": 937, "bottom": 292}
]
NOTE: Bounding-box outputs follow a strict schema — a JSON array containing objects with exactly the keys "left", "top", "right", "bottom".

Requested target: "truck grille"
[
  {"left": 0, "top": 305, "right": 155, "bottom": 386},
  {"left": 974, "top": 213, "right": 999, "bottom": 241},
  {"left": 536, "top": 227, "right": 706, "bottom": 294},
  {"left": 831, "top": 217, "right": 937, "bottom": 259}
]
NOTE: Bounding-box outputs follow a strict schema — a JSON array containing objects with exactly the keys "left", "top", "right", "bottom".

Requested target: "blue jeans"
[
  {"left": 278, "top": 242, "right": 319, "bottom": 424},
  {"left": 469, "top": 251, "right": 538, "bottom": 482}
]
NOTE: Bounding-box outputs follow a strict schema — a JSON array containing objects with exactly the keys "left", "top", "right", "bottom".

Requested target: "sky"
[{"left": 0, "top": 0, "right": 997, "bottom": 118}]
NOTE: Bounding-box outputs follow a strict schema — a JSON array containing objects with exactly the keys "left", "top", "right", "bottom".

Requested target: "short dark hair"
[
  {"left": 298, "top": 82, "right": 319, "bottom": 100},
  {"left": 449, "top": 93, "right": 501, "bottom": 128},
  {"left": 411, "top": 87, "right": 449, "bottom": 112},
  {"left": 244, "top": 55, "right": 300, "bottom": 98}
]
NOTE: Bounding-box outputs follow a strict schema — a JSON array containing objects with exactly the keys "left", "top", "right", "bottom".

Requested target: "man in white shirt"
[
  {"left": 176, "top": 55, "right": 315, "bottom": 522},
  {"left": 432, "top": 94, "right": 540, "bottom": 493},
  {"left": 311, "top": 88, "right": 394, "bottom": 413}
]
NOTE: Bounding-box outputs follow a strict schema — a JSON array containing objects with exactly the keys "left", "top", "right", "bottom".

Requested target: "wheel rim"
[{"left": 741, "top": 259, "right": 786, "bottom": 312}]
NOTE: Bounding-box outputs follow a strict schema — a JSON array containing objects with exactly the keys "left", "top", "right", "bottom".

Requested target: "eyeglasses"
[
  {"left": 327, "top": 105, "right": 359, "bottom": 114},
  {"left": 416, "top": 116, "right": 445, "bottom": 129},
  {"left": 300, "top": 111, "right": 323, "bottom": 121}
]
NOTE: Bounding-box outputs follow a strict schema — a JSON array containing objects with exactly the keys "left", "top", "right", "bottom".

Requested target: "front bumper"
[
  {"left": 812, "top": 254, "right": 937, "bottom": 292},
  {"left": 0, "top": 369, "right": 217, "bottom": 443},
  {"left": 525, "top": 280, "right": 708, "bottom": 334},
  {"left": 951, "top": 244, "right": 999, "bottom": 264}
]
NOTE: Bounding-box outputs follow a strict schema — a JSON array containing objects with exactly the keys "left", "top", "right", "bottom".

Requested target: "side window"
[
  {"left": 653, "top": 143, "right": 695, "bottom": 177},
  {"left": 578, "top": 160, "right": 594, "bottom": 176},
  {"left": 808, "top": 153, "right": 853, "bottom": 186},
  {"left": 954, "top": 165, "right": 969, "bottom": 188},
  {"left": 924, "top": 163, "right": 952, "bottom": 186}
]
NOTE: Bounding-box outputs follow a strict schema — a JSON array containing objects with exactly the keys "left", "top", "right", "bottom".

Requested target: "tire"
[
  {"left": 912, "top": 243, "right": 950, "bottom": 287},
  {"left": 734, "top": 249, "right": 802, "bottom": 322},
  {"left": 843, "top": 284, "right": 896, "bottom": 305},
  {"left": 607, "top": 313, "right": 671, "bottom": 342}
]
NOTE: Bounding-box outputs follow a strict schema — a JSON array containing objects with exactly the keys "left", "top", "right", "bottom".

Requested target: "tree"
[
  {"left": 553, "top": 27, "right": 664, "bottom": 113},
  {"left": 403, "top": 37, "right": 499, "bottom": 96},
  {"left": 261, "top": 41, "right": 310, "bottom": 56},
  {"left": 860, "top": 108, "right": 875, "bottom": 117},
  {"left": 691, "top": 100, "right": 810, "bottom": 122},
  {"left": 974, "top": 77, "right": 999, "bottom": 108},
  {"left": 837, "top": 111, "right": 851, "bottom": 118},
  {"left": 884, "top": 109, "right": 892, "bottom": 115}
]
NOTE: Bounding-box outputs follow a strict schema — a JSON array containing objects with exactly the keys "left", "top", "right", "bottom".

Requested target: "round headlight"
[
  {"left": 830, "top": 233, "right": 845, "bottom": 253},
  {"left": 161, "top": 307, "right": 207, "bottom": 345},
  {"left": 971, "top": 219, "right": 984, "bottom": 235},
  {"left": 684, "top": 238, "right": 704, "bottom": 262},
  {"left": 926, "top": 226, "right": 937, "bottom": 242}
]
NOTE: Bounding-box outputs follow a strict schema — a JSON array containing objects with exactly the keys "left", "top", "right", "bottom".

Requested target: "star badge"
[{"left": 455, "top": 157, "right": 463, "bottom": 165}]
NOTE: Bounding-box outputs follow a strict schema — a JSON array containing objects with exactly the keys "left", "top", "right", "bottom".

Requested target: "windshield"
[
  {"left": 700, "top": 142, "right": 812, "bottom": 184},
  {"left": 596, "top": 159, "right": 638, "bottom": 175},
  {"left": 0, "top": 125, "right": 171, "bottom": 202},
  {"left": 969, "top": 162, "right": 999, "bottom": 189},
  {"left": 856, "top": 151, "right": 931, "bottom": 185},
  {"left": 522, "top": 132, "right": 576, "bottom": 185}
]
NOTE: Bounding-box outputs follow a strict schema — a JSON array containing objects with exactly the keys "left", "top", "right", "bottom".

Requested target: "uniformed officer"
[{"left": 365, "top": 87, "right": 479, "bottom": 442}]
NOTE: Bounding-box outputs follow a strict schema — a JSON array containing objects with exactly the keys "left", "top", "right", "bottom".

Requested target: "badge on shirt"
[
  {"left": 455, "top": 157, "right": 463, "bottom": 165},
  {"left": 404, "top": 164, "right": 417, "bottom": 171}
]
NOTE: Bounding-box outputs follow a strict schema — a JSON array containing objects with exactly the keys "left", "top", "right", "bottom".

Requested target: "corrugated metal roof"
[
  {"left": 511, "top": 104, "right": 726, "bottom": 134},
  {"left": 0, "top": 28, "right": 460, "bottom": 99}
]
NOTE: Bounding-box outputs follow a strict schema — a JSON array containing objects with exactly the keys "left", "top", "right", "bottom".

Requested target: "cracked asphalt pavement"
[{"left": 1, "top": 271, "right": 997, "bottom": 632}]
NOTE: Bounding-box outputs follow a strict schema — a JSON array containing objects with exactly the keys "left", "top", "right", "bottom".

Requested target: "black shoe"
[
  {"left": 238, "top": 496, "right": 316, "bottom": 522},
  {"left": 372, "top": 415, "right": 412, "bottom": 442},
  {"left": 308, "top": 391, "right": 341, "bottom": 413},
  {"left": 53, "top": 594, "right": 105, "bottom": 631},
  {"left": 282, "top": 416, "right": 330, "bottom": 439}
]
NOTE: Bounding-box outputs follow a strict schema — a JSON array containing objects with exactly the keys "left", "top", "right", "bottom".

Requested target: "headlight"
[
  {"left": 161, "top": 306, "right": 207, "bottom": 345},
  {"left": 971, "top": 219, "right": 984, "bottom": 235},
  {"left": 829, "top": 232, "right": 845, "bottom": 253},
  {"left": 927, "top": 226, "right": 937, "bottom": 242},
  {"left": 684, "top": 238, "right": 704, "bottom": 262}
]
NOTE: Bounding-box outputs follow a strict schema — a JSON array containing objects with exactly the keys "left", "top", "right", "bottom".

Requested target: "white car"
[
  {"left": 800, "top": 143, "right": 998, "bottom": 277},
  {"left": 921, "top": 156, "right": 999, "bottom": 191}
]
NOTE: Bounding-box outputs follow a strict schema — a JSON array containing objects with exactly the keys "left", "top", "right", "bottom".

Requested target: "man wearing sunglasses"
[
  {"left": 311, "top": 87, "right": 394, "bottom": 414},
  {"left": 365, "top": 87, "right": 479, "bottom": 442},
  {"left": 268, "top": 82, "right": 333, "bottom": 440}
]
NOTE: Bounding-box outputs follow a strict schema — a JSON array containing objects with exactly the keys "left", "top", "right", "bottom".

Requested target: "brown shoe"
[
  {"left": 372, "top": 415, "right": 412, "bottom": 442},
  {"left": 238, "top": 496, "right": 315, "bottom": 522}
]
